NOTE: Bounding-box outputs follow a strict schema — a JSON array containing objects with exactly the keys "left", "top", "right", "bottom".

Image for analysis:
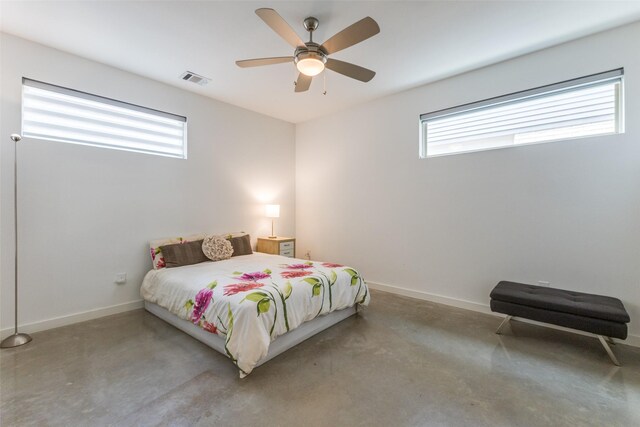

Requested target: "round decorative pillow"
[{"left": 202, "top": 235, "right": 233, "bottom": 261}]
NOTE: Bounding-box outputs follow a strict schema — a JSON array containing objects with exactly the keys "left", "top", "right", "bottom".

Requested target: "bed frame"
[{"left": 145, "top": 302, "right": 358, "bottom": 371}]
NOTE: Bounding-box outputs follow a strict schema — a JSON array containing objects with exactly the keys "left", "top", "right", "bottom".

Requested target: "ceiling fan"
[{"left": 236, "top": 8, "right": 380, "bottom": 92}]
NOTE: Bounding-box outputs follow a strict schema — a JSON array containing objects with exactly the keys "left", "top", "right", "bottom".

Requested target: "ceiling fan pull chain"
[
  {"left": 293, "top": 62, "right": 298, "bottom": 87},
  {"left": 323, "top": 72, "right": 327, "bottom": 95}
]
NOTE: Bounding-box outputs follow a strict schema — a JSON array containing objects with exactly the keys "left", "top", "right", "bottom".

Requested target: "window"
[
  {"left": 420, "top": 69, "right": 624, "bottom": 158},
  {"left": 22, "top": 78, "right": 187, "bottom": 158}
]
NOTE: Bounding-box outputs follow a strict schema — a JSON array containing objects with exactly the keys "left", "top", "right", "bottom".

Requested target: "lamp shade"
[{"left": 265, "top": 204, "right": 280, "bottom": 218}]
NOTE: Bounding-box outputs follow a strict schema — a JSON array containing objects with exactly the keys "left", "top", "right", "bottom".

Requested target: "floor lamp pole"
[{"left": 1, "top": 134, "right": 32, "bottom": 349}]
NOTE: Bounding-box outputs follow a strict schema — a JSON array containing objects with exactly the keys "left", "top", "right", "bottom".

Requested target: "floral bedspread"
[{"left": 140, "top": 252, "right": 369, "bottom": 377}]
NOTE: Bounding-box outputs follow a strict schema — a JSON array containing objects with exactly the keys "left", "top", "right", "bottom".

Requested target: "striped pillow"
[{"left": 160, "top": 240, "right": 208, "bottom": 268}]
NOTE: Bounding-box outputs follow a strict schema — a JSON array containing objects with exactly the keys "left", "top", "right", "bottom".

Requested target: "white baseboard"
[
  {"left": 0, "top": 299, "right": 144, "bottom": 340},
  {"left": 3, "top": 282, "right": 638, "bottom": 349},
  {"left": 366, "top": 280, "right": 640, "bottom": 348}
]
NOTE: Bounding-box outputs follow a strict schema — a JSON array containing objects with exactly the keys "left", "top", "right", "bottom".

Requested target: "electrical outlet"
[
  {"left": 115, "top": 273, "right": 127, "bottom": 285},
  {"left": 538, "top": 281, "right": 550, "bottom": 287},
  {"left": 305, "top": 250, "right": 311, "bottom": 261}
]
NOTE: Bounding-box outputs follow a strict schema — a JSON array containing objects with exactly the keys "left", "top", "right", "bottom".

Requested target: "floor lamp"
[{"left": 0, "top": 134, "right": 32, "bottom": 348}]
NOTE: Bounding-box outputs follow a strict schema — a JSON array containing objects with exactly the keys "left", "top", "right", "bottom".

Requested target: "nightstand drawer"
[
  {"left": 280, "top": 241, "right": 294, "bottom": 251},
  {"left": 256, "top": 237, "right": 295, "bottom": 257}
]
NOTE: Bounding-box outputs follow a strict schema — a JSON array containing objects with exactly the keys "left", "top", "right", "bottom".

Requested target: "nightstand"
[{"left": 256, "top": 237, "right": 295, "bottom": 258}]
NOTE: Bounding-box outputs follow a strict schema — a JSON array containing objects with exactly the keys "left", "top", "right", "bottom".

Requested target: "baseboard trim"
[
  {"left": 366, "top": 280, "right": 640, "bottom": 348},
  {"left": 3, "top": 282, "right": 638, "bottom": 348},
  {"left": 0, "top": 299, "right": 144, "bottom": 340}
]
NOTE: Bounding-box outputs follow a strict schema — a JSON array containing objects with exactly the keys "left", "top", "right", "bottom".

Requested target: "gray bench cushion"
[
  {"left": 490, "top": 281, "right": 630, "bottom": 324},
  {"left": 490, "top": 300, "right": 628, "bottom": 339}
]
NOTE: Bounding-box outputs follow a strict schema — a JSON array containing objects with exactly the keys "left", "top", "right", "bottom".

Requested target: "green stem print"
[
  {"left": 241, "top": 290, "right": 275, "bottom": 337},
  {"left": 359, "top": 280, "right": 368, "bottom": 304},
  {"left": 303, "top": 276, "right": 326, "bottom": 317},
  {"left": 270, "top": 282, "right": 292, "bottom": 332},
  {"left": 303, "top": 270, "right": 338, "bottom": 317},
  {"left": 319, "top": 271, "right": 338, "bottom": 310},
  {"left": 217, "top": 315, "right": 229, "bottom": 336},
  {"left": 318, "top": 282, "right": 325, "bottom": 316},
  {"left": 263, "top": 289, "right": 279, "bottom": 337},
  {"left": 344, "top": 268, "right": 364, "bottom": 306},
  {"left": 224, "top": 303, "right": 246, "bottom": 375},
  {"left": 240, "top": 280, "right": 294, "bottom": 338}
]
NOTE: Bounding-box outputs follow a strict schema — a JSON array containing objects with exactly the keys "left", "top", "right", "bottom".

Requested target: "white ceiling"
[{"left": 2, "top": 1, "right": 640, "bottom": 123}]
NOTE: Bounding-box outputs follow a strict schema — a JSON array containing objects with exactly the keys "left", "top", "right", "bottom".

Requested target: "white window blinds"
[
  {"left": 420, "top": 69, "right": 623, "bottom": 157},
  {"left": 22, "top": 78, "right": 187, "bottom": 158}
]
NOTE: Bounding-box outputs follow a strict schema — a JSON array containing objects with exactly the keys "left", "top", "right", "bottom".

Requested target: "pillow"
[
  {"left": 202, "top": 235, "right": 233, "bottom": 261},
  {"left": 149, "top": 233, "right": 205, "bottom": 269},
  {"left": 227, "top": 234, "right": 253, "bottom": 257},
  {"left": 160, "top": 240, "right": 209, "bottom": 268}
]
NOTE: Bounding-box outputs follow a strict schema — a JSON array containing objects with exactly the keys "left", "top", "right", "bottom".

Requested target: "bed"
[{"left": 141, "top": 252, "right": 369, "bottom": 377}]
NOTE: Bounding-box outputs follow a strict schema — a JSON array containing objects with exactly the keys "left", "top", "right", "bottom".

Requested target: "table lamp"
[{"left": 265, "top": 204, "right": 280, "bottom": 238}]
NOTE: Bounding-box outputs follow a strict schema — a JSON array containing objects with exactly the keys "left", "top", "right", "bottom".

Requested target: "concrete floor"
[{"left": 1, "top": 290, "right": 639, "bottom": 427}]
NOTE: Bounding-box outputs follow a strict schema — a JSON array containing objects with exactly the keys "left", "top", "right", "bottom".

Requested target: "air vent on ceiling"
[{"left": 180, "top": 71, "right": 211, "bottom": 86}]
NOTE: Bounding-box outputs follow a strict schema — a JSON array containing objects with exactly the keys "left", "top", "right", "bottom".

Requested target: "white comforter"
[{"left": 141, "top": 253, "right": 369, "bottom": 376}]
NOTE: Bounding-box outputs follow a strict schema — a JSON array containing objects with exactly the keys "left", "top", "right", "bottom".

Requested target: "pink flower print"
[
  {"left": 281, "top": 270, "right": 312, "bottom": 279},
  {"left": 224, "top": 282, "right": 264, "bottom": 296},
  {"left": 284, "top": 264, "right": 313, "bottom": 270},
  {"left": 156, "top": 257, "right": 166, "bottom": 269},
  {"left": 202, "top": 321, "right": 218, "bottom": 334},
  {"left": 191, "top": 288, "right": 213, "bottom": 323},
  {"left": 239, "top": 271, "right": 271, "bottom": 281},
  {"left": 322, "top": 262, "right": 343, "bottom": 268},
  {"left": 150, "top": 248, "right": 156, "bottom": 261}
]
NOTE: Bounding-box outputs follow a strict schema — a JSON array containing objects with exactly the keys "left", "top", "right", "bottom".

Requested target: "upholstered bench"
[{"left": 490, "top": 281, "right": 630, "bottom": 365}]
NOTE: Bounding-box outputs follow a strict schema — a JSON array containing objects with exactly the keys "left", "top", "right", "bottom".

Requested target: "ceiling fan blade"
[
  {"left": 236, "top": 57, "right": 294, "bottom": 68},
  {"left": 320, "top": 17, "right": 380, "bottom": 55},
  {"left": 256, "top": 8, "right": 306, "bottom": 48},
  {"left": 295, "top": 73, "right": 312, "bottom": 92},
  {"left": 325, "top": 59, "right": 376, "bottom": 82}
]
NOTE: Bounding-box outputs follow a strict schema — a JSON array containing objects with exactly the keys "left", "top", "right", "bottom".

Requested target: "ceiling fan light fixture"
[
  {"left": 295, "top": 51, "right": 327, "bottom": 76},
  {"left": 296, "top": 58, "right": 324, "bottom": 76}
]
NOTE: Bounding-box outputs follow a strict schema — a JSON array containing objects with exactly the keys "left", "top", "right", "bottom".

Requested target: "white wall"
[
  {"left": 0, "top": 33, "right": 295, "bottom": 336},
  {"left": 3, "top": 20, "right": 640, "bottom": 342},
  {"left": 296, "top": 22, "right": 640, "bottom": 339}
]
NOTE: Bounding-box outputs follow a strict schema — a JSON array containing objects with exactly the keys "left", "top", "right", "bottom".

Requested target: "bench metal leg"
[
  {"left": 597, "top": 335, "right": 620, "bottom": 366},
  {"left": 495, "top": 315, "right": 512, "bottom": 334}
]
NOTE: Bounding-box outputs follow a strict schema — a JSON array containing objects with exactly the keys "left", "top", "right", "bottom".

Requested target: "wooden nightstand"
[{"left": 256, "top": 237, "right": 295, "bottom": 258}]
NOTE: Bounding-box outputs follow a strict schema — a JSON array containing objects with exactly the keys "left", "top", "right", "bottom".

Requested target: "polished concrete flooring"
[{"left": 1, "top": 289, "right": 639, "bottom": 426}]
